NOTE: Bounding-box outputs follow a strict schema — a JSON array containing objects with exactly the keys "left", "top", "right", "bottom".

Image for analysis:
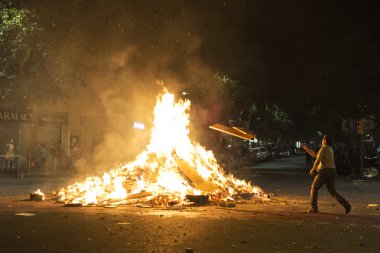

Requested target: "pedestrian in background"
[
  {"left": 5, "top": 138, "right": 15, "bottom": 173},
  {"left": 302, "top": 134, "right": 351, "bottom": 214}
]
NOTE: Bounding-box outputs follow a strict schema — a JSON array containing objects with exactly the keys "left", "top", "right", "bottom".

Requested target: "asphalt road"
[{"left": 0, "top": 155, "right": 379, "bottom": 253}]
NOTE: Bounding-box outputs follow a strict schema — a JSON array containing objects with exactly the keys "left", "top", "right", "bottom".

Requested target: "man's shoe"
[
  {"left": 344, "top": 204, "right": 351, "bottom": 214},
  {"left": 307, "top": 208, "right": 318, "bottom": 213}
]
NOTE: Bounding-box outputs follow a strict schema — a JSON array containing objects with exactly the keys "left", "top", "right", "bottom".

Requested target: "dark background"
[{"left": 1, "top": 0, "right": 380, "bottom": 143}]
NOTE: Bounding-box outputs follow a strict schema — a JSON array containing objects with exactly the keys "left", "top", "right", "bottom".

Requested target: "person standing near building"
[
  {"left": 5, "top": 138, "right": 15, "bottom": 173},
  {"left": 301, "top": 134, "right": 351, "bottom": 214}
]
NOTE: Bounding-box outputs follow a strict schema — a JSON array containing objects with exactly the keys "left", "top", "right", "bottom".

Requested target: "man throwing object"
[{"left": 302, "top": 135, "right": 351, "bottom": 214}]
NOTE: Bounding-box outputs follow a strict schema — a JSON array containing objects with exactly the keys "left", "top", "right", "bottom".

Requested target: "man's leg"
[
  {"left": 324, "top": 170, "right": 351, "bottom": 213},
  {"left": 310, "top": 174, "right": 324, "bottom": 211}
]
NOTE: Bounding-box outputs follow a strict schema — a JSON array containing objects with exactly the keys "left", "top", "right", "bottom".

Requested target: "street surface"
[{"left": 0, "top": 154, "right": 379, "bottom": 253}]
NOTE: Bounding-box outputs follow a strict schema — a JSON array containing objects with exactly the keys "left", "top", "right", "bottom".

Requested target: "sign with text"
[
  {"left": 0, "top": 110, "right": 32, "bottom": 122},
  {"left": 39, "top": 112, "right": 68, "bottom": 124}
]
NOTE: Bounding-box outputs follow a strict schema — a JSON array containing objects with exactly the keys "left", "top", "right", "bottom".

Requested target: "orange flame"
[{"left": 58, "top": 88, "right": 265, "bottom": 206}]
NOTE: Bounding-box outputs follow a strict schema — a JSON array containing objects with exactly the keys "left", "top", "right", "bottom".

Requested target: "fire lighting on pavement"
[{"left": 50, "top": 88, "right": 266, "bottom": 207}]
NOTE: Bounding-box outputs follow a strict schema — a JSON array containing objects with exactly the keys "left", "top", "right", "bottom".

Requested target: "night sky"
[{"left": 15, "top": 0, "right": 380, "bottom": 123}]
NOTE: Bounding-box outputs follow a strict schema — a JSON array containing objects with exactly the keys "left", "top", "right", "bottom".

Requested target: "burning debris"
[
  {"left": 30, "top": 189, "right": 45, "bottom": 201},
  {"left": 54, "top": 88, "right": 266, "bottom": 207}
]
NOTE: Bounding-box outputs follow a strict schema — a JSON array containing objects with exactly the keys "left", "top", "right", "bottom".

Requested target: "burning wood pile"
[{"left": 54, "top": 88, "right": 266, "bottom": 207}]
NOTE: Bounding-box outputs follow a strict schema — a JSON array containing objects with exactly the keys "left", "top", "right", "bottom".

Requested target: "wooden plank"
[
  {"left": 177, "top": 160, "right": 219, "bottom": 192},
  {"left": 126, "top": 191, "right": 152, "bottom": 200},
  {"left": 232, "top": 127, "right": 256, "bottom": 138},
  {"left": 209, "top": 124, "right": 254, "bottom": 140}
]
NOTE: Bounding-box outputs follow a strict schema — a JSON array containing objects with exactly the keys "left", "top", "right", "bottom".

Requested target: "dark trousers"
[{"left": 310, "top": 168, "right": 349, "bottom": 209}]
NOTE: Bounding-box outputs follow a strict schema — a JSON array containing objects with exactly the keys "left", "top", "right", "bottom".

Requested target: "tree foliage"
[{"left": 0, "top": 1, "right": 42, "bottom": 100}]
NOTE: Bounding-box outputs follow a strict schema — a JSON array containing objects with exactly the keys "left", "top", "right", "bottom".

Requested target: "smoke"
[{"left": 27, "top": 1, "right": 253, "bottom": 178}]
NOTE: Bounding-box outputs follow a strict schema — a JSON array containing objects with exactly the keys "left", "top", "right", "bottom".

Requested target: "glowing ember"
[
  {"left": 34, "top": 189, "right": 45, "bottom": 196},
  {"left": 57, "top": 88, "right": 265, "bottom": 206}
]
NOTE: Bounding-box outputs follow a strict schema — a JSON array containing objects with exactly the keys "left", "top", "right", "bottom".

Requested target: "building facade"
[{"left": 0, "top": 104, "right": 105, "bottom": 176}]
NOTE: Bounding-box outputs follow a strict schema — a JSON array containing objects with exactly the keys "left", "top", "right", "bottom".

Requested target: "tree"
[
  {"left": 0, "top": 1, "right": 99, "bottom": 105},
  {"left": 0, "top": 1, "right": 42, "bottom": 101}
]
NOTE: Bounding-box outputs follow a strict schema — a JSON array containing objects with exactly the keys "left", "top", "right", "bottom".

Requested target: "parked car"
[
  {"left": 249, "top": 146, "right": 271, "bottom": 162},
  {"left": 278, "top": 145, "right": 291, "bottom": 158},
  {"left": 269, "top": 145, "right": 291, "bottom": 159}
]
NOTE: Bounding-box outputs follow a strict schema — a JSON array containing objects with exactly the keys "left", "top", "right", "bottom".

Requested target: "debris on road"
[
  {"left": 14, "top": 213, "right": 36, "bottom": 216},
  {"left": 30, "top": 189, "right": 45, "bottom": 201}
]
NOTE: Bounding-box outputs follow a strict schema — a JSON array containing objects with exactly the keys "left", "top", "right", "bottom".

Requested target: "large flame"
[{"left": 58, "top": 88, "right": 265, "bottom": 206}]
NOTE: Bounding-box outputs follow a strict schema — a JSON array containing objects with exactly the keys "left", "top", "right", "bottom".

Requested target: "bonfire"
[{"left": 56, "top": 88, "right": 266, "bottom": 207}]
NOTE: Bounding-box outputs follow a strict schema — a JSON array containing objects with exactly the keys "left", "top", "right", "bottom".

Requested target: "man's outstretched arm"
[{"left": 301, "top": 143, "right": 317, "bottom": 158}]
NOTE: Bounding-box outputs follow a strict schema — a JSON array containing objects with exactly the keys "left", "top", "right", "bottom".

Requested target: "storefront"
[
  {"left": 25, "top": 111, "right": 70, "bottom": 176},
  {"left": 0, "top": 101, "right": 106, "bottom": 176},
  {"left": 0, "top": 109, "right": 32, "bottom": 173}
]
